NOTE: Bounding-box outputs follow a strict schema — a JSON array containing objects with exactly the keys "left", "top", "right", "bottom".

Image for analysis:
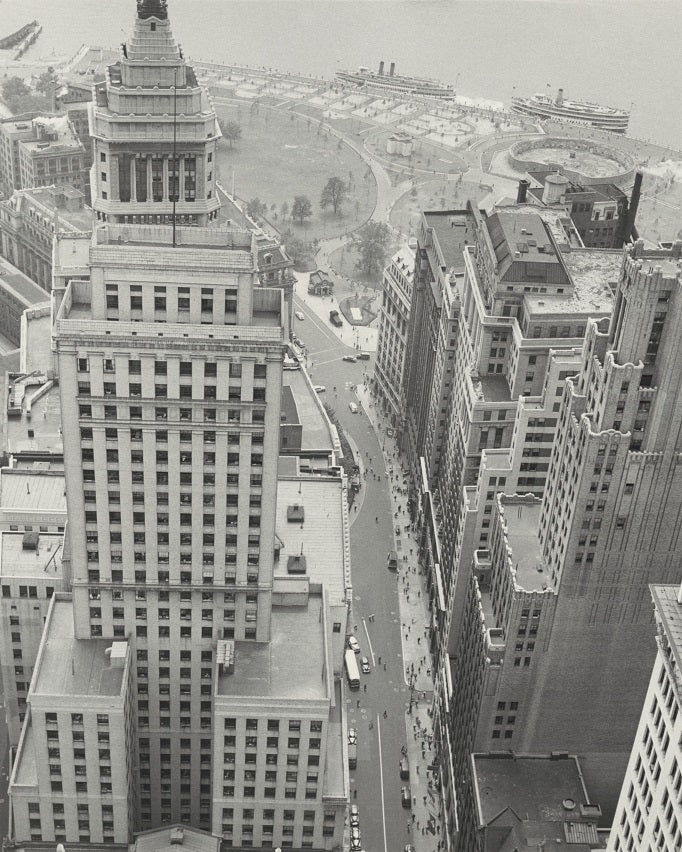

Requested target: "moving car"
[
  {"left": 401, "top": 785, "right": 412, "bottom": 808},
  {"left": 361, "top": 656, "right": 370, "bottom": 674},
  {"left": 347, "top": 727, "right": 357, "bottom": 745},
  {"left": 314, "top": 385, "right": 326, "bottom": 393},
  {"left": 349, "top": 402, "right": 358, "bottom": 413},
  {"left": 351, "top": 828, "right": 361, "bottom": 844},
  {"left": 342, "top": 355, "right": 357, "bottom": 363},
  {"left": 350, "top": 805, "right": 360, "bottom": 827},
  {"left": 400, "top": 757, "right": 410, "bottom": 780},
  {"left": 350, "top": 838, "right": 363, "bottom": 851},
  {"left": 387, "top": 550, "right": 398, "bottom": 570},
  {"left": 357, "top": 352, "right": 370, "bottom": 360},
  {"left": 347, "top": 635, "right": 360, "bottom": 653},
  {"left": 295, "top": 310, "right": 305, "bottom": 320}
]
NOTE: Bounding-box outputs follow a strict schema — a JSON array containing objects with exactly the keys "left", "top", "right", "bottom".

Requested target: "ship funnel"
[
  {"left": 378, "top": 61, "right": 384, "bottom": 76},
  {"left": 517, "top": 179, "right": 530, "bottom": 204},
  {"left": 556, "top": 88, "right": 564, "bottom": 105},
  {"left": 389, "top": 62, "right": 395, "bottom": 77}
]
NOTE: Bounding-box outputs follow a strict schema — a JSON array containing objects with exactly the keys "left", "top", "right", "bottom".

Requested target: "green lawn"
[
  {"left": 390, "top": 178, "right": 492, "bottom": 238},
  {"left": 214, "top": 100, "right": 377, "bottom": 242}
]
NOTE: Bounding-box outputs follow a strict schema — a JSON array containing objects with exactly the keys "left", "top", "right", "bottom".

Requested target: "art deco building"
[
  {"left": 441, "top": 240, "right": 682, "bottom": 849},
  {"left": 607, "top": 584, "right": 682, "bottom": 852},
  {"left": 7, "top": 2, "right": 348, "bottom": 848}
]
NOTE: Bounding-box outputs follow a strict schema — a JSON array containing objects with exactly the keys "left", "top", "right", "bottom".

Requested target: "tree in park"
[
  {"left": 320, "top": 176, "right": 348, "bottom": 216},
  {"left": 292, "top": 195, "right": 313, "bottom": 226},
  {"left": 352, "top": 221, "right": 391, "bottom": 278},
  {"left": 245, "top": 198, "right": 268, "bottom": 220},
  {"left": 220, "top": 119, "right": 242, "bottom": 148},
  {"left": 280, "top": 201, "right": 289, "bottom": 222}
]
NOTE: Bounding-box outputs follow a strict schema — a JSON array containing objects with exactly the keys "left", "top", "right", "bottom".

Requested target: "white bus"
[{"left": 344, "top": 649, "right": 360, "bottom": 690}]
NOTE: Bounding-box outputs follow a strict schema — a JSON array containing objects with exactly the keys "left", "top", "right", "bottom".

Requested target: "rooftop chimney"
[{"left": 516, "top": 179, "right": 530, "bottom": 204}]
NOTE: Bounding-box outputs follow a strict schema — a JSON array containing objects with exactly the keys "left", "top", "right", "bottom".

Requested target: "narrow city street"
[{"left": 293, "top": 288, "right": 440, "bottom": 852}]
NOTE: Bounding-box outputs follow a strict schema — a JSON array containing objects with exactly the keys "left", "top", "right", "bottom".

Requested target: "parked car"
[
  {"left": 405, "top": 845, "right": 415, "bottom": 852},
  {"left": 351, "top": 827, "right": 361, "bottom": 843},
  {"left": 347, "top": 635, "right": 360, "bottom": 653},
  {"left": 401, "top": 785, "right": 412, "bottom": 808},
  {"left": 349, "top": 805, "right": 360, "bottom": 827},
  {"left": 361, "top": 656, "right": 370, "bottom": 674},
  {"left": 400, "top": 757, "right": 410, "bottom": 780},
  {"left": 387, "top": 550, "right": 398, "bottom": 570},
  {"left": 347, "top": 727, "right": 357, "bottom": 745},
  {"left": 330, "top": 309, "right": 343, "bottom": 327},
  {"left": 357, "top": 352, "right": 370, "bottom": 360},
  {"left": 395, "top": 525, "right": 401, "bottom": 536},
  {"left": 350, "top": 838, "right": 363, "bottom": 851},
  {"left": 314, "top": 385, "right": 326, "bottom": 393},
  {"left": 342, "top": 355, "right": 357, "bottom": 363},
  {"left": 295, "top": 310, "right": 305, "bottom": 320},
  {"left": 349, "top": 402, "right": 358, "bottom": 413}
]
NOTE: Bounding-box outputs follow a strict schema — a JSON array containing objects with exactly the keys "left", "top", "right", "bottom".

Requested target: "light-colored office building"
[{"left": 607, "top": 583, "right": 682, "bottom": 852}]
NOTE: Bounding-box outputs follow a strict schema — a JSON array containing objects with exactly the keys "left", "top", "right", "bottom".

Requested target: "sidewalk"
[{"left": 355, "top": 381, "right": 444, "bottom": 852}]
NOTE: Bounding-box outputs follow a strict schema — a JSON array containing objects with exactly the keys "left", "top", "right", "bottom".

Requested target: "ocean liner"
[
  {"left": 511, "top": 88, "right": 629, "bottom": 133},
  {"left": 335, "top": 61, "right": 455, "bottom": 100}
]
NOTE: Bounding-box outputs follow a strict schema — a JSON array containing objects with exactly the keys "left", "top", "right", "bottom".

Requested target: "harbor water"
[{"left": 0, "top": 0, "right": 680, "bottom": 149}]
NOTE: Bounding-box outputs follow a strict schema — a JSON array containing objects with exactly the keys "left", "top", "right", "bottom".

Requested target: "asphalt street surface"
[{"left": 295, "top": 295, "right": 418, "bottom": 852}]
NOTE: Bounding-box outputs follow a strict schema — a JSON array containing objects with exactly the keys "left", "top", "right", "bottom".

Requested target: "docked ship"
[
  {"left": 335, "top": 61, "right": 455, "bottom": 100},
  {"left": 511, "top": 88, "right": 629, "bottom": 134}
]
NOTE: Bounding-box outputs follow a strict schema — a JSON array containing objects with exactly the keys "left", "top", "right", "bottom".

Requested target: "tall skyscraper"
[
  {"left": 607, "top": 583, "right": 682, "bottom": 852},
  {"left": 441, "top": 240, "right": 682, "bottom": 849},
  {"left": 8, "top": 3, "right": 348, "bottom": 848}
]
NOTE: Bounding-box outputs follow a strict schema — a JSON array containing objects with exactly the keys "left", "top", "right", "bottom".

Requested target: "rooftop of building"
[
  {"left": 424, "top": 209, "right": 475, "bottom": 273},
  {"left": 489, "top": 209, "right": 565, "bottom": 269},
  {"left": 0, "top": 468, "right": 66, "bottom": 515},
  {"left": 282, "top": 370, "right": 335, "bottom": 452},
  {"left": 3, "top": 184, "right": 92, "bottom": 232},
  {"left": 216, "top": 596, "right": 328, "bottom": 701},
  {"left": 528, "top": 170, "right": 626, "bottom": 203},
  {"left": 473, "top": 752, "right": 602, "bottom": 850},
  {"left": 33, "top": 597, "right": 127, "bottom": 698},
  {"left": 472, "top": 374, "right": 513, "bottom": 404},
  {"left": 0, "top": 255, "right": 51, "bottom": 305},
  {"left": 19, "top": 115, "right": 83, "bottom": 154},
  {"left": 505, "top": 204, "right": 583, "bottom": 250},
  {"left": 0, "top": 531, "right": 63, "bottom": 579},
  {"left": 275, "top": 477, "right": 350, "bottom": 604},
  {"left": 523, "top": 248, "right": 618, "bottom": 316},
  {"left": 498, "top": 497, "right": 554, "bottom": 593},
  {"left": 651, "top": 584, "right": 682, "bottom": 676},
  {"left": 134, "top": 825, "right": 221, "bottom": 852},
  {"left": 3, "top": 375, "right": 63, "bottom": 460},
  {"left": 92, "top": 222, "right": 254, "bottom": 260}
]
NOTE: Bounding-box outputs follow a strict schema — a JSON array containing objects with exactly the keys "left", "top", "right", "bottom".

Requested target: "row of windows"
[
  {"left": 79, "top": 403, "right": 264, "bottom": 425},
  {"left": 78, "top": 383, "right": 263, "bottom": 402},
  {"left": 78, "top": 358, "right": 257, "bottom": 378}
]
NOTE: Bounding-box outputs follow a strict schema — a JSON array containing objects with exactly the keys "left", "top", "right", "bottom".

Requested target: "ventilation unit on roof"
[
  {"left": 22, "top": 531, "right": 39, "bottom": 551},
  {"left": 169, "top": 827, "right": 185, "bottom": 845}
]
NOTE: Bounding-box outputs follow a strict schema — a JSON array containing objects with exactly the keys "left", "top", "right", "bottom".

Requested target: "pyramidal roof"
[{"left": 137, "top": 0, "right": 168, "bottom": 20}]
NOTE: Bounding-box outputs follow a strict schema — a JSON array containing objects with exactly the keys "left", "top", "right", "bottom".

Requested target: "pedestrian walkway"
[{"left": 354, "top": 379, "right": 444, "bottom": 852}]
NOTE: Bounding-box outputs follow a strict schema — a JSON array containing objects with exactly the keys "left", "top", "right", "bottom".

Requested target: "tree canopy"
[
  {"left": 320, "top": 176, "right": 348, "bottom": 216},
  {"left": 352, "top": 221, "right": 392, "bottom": 278},
  {"left": 292, "top": 195, "right": 313, "bottom": 226},
  {"left": 220, "top": 119, "right": 242, "bottom": 148},
  {"left": 245, "top": 198, "right": 268, "bottom": 221},
  {"left": 0, "top": 77, "right": 50, "bottom": 116}
]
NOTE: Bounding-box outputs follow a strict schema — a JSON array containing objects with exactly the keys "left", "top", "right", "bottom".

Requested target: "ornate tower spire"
[{"left": 136, "top": 0, "right": 168, "bottom": 20}]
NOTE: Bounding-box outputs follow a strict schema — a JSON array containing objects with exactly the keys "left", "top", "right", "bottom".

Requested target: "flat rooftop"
[
  {"left": 0, "top": 532, "right": 63, "bottom": 579},
  {"left": 473, "top": 752, "right": 590, "bottom": 826},
  {"left": 33, "top": 598, "right": 126, "bottom": 697},
  {"left": 324, "top": 678, "right": 345, "bottom": 798},
  {"left": 282, "top": 370, "right": 334, "bottom": 452},
  {"left": 523, "top": 249, "right": 618, "bottom": 315},
  {"left": 651, "top": 584, "right": 682, "bottom": 676},
  {"left": 217, "top": 598, "right": 327, "bottom": 701},
  {"left": 0, "top": 255, "right": 50, "bottom": 305},
  {"left": 474, "top": 374, "right": 513, "bottom": 404},
  {"left": 424, "top": 210, "right": 475, "bottom": 273},
  {"left": 492, "top": 210, "right": 563, "bottom": 265},
  {"left": 499, "top": 498, "right": 554, "bottom": 592},
  {"left": 17, "top": 185, "right": 93, "bottom": 232},
  {"left": 0, "top": 468, "right": 66, "bottom": 514},
  {"left": 4, "top": 379, "right": 63, "bottom": 459},
  {"left": 275, "top": 477, "right": 349, "bottom": 604},
  {"left": 21, "top": 116, "right": 82, "bottom": 153}
]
